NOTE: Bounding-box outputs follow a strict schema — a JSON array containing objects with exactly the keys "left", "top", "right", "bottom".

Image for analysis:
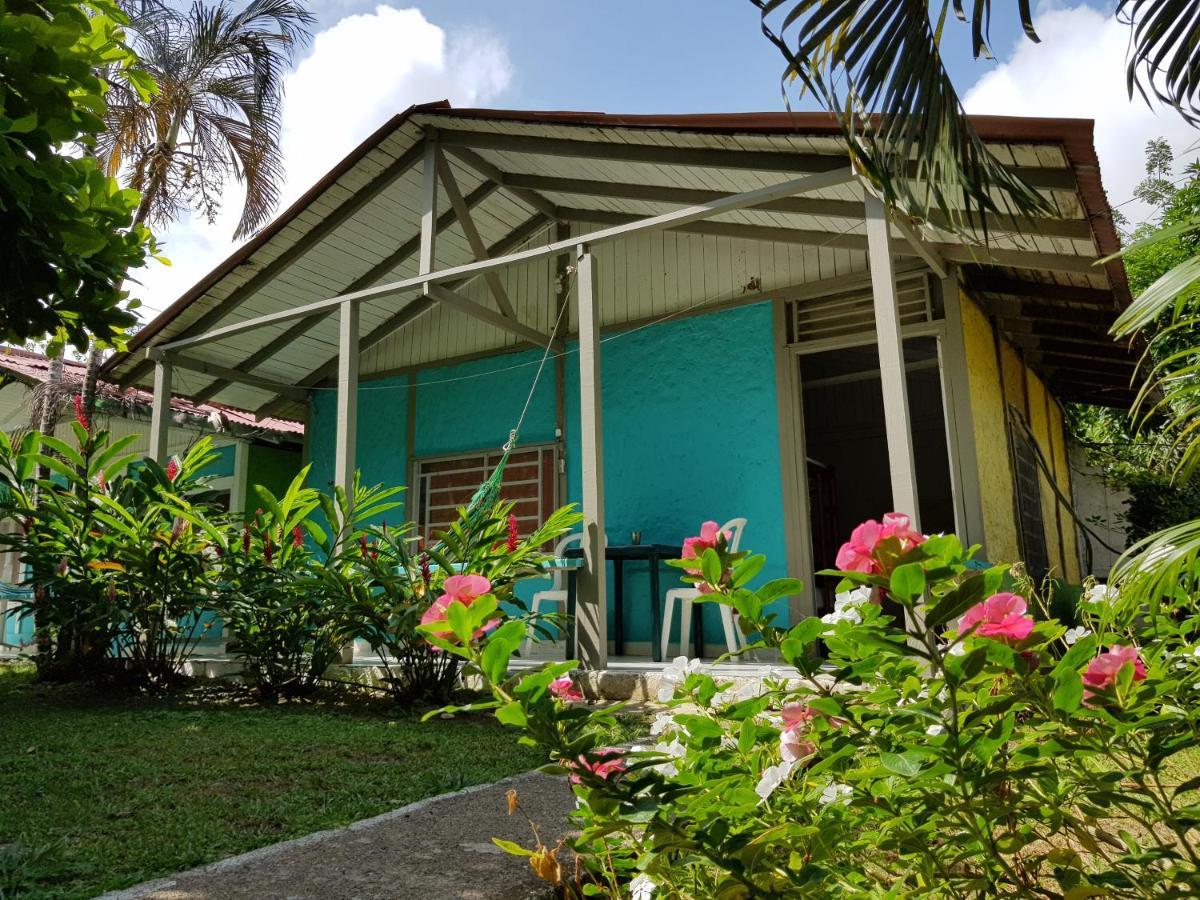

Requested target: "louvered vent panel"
[{"left": 788, "top": 275, "right": 936, "bottom": 344}]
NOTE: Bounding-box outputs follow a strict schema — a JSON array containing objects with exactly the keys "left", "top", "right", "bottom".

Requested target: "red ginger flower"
[
  {"left": 165, "top": 457, "right": 180, "bottom": 482},
  {"left": 292, "top": 525, "right": 303, "bottom": 548},
  {"left": 507, "top": 513, "right": 519, "bottom": 552},
  {"left": 242, "top": 525, "right": 251, "bottom": 554},
  {"left": 263, "top": 535, "right": 273, "bottom": 566},
  {"left": 73, "top": 394, "right": 89, "bottom": 431}
]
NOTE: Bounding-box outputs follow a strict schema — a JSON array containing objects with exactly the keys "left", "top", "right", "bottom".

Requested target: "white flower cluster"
[
  {"left": 710, "top": 680, "right": 761, "bottom": 707},
  {"left": 819, "top": 781, "right": 853, "bottom": 806},
  {"left": 649, "top": 712, "right": 680, "bottom": 737},
  {"left": 656, "top": 656, "right": 703, "bottom": 702},
  {"left": 651, "top": 738, "right": 686, "bottom": 777},
  {"left": 1064, "top": 626, "right": 1091, "bottom": 645},
  {"left": 821, "top": 586, "right": 872, "bottom": 625},
  {"left": 1084, "top": 583, "right": 1119, "bottom": 606},
  {"left": 629, "top": 872, "right": 656, "bottom": 899},
  {"left": 755, "top": 760, "right": 795, "bottom": 802}
]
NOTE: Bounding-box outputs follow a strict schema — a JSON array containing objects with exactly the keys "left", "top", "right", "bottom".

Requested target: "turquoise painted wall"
[
  {"left": 309, "top": 374, "right": 411, "bottom": 518},
  {"left": 414, "top": 351, "right": 557, "bottom": 457},
  {"left": 198, "top": 443, "right": 236, "bottom": 479},
  {"left": 306, "top": 301, "right": 789, "bottom": 647},
  {"left": 564, "top": 302, "right": 788, "bottom": 644}
]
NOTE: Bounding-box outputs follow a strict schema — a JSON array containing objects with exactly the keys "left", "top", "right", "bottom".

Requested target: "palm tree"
[
  {"left": 752, "top": 1, "right": 1200, "bottom": 234},
  {"left": 751, "top": 1, "right": 1200, "bottom": 595},
  {"left": 79, "top": 0, "right": 315, "bottom": 422}
]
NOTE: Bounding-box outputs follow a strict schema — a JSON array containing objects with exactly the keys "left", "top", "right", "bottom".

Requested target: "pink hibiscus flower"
[
  {"left": 880, "top": 512, "right": 925, "bottom": 548},
  {"left": 780, "top": 729, "right": 817, "bottom": 765},
  {"left": 835, "top": 519, "right": 883, "bottom": 573},
  {"left": 835, "top": 513, "right": 926, "bottom": 574},
  {"left": 568, "top": 748, "right": 626, "bottom": 785},
  {"left": 549, "top": 675, "right": 584, "bottom": 702},
  {"left": 1083, "top": 645, "right": 1146, "bottom": 700},
  {"left": 420, "top": 574, "right": 498, "bottom": 641},
  {"left": 681, "top": 520, "right": 729, "bottom": 575},
  {"left": 959, "top": 593, "right": 1035, "bottom": 644}
]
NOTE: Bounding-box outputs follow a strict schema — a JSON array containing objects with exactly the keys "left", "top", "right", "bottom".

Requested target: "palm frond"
[
  {"left": 1110, "top": 515, "right": 1200, "bottom": 604},
  {"left": 1118, "top": 0, "right": 1200, "bottom": 126},
  {"left": 752, "top": 0, "right": 1054, "bottom": 237}
]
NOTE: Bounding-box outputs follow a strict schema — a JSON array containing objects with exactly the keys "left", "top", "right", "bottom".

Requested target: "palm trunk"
[{"left": 81, "top": 346, "right": 103, "bottom": 429}]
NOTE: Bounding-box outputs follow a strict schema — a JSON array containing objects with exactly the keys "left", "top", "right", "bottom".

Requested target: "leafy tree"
[{"left": 0, "top": 0, "right": 156, "bottom": 351}]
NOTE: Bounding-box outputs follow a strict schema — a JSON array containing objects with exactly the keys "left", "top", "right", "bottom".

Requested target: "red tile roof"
[{"left": 0, "top": 347, "right": 302, "bottom": 437}]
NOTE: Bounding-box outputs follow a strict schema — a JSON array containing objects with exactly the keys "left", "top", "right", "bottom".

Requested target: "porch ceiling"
[{"left": 103, "top": 102, "right": 1137, "bottom": 418}]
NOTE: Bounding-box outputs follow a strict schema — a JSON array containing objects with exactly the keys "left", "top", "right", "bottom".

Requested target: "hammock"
[{"left": 454, "top": 295, "right": 568, "bottom": 535}]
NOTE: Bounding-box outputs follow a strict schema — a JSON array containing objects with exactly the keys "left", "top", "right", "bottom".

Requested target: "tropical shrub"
[
  {"left": 211, "top": 468, "right": 349, "bottom": 699},
  {"left": 0, "top": 417, "right": 226, "bottom": 686},
  {"left": 336, "top": 501, "right": 580, "bottom": 705},
  {"left": 441, "top": 514, "right": 1200, "bottom": 897}
]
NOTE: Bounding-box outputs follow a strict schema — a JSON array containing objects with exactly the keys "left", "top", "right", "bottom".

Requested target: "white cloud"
[
  {"left": 132, "top": 6, "right": 512, "bottom": 319},
  {"left": 963, "top": 2, "right": 1198, "bottom": 225}
]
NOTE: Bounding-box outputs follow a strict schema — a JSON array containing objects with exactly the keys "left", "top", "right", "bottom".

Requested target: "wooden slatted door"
[{"left": 412, "top": 444, "right": 559, "bottom": 543}]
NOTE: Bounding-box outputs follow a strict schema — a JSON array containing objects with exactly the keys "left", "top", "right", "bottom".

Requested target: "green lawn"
[{"left": 0, "top": 664, "right": 547, "bottom": 899}]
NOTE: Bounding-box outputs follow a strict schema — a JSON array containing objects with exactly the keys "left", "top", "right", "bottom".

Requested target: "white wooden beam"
[
  {"left": 169, "top": 354, "right": 307, "bottom": 401},
  {"left": 148, "top": 351, "right": 172, "bottom": 463},
  {"left": 427, "top": 284, "right": 562, "bottom": 350},
  {"left": 575, "top": 247, "right": 607, "bottom": 670},
  {"left": 865, "top": 190, "right": 921, "bottom": 527},
  {"left": 443, "top": 144, "right": 560, "bottom": 220},
  {"left": 334, "top": 300, "right": 359, "bottom": 509},
  {"left": 891, "top": 214, "right": 947, "bottom": 279},
  {"left": 419, "top": 131, "right": 439, "bottom": 287},
  {"left": 160, "top": 167, "right": 856, "bottom": 353},
  {"left": 435, "top": 151, "right": 517, "bottom": 319}
]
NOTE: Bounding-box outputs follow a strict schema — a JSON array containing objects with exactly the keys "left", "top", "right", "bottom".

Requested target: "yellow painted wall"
[
  {"left": 960, "top": 293, "right": 1080, "bottom": 581},
  {"left": 961, "top": 295, "right": 1020, "bottom": 564}
]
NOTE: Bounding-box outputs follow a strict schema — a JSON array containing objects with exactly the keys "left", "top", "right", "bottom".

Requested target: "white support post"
[
  {"left": 575, "top": 247, "right": 608, "bottom": 670},
  {"left": 334, "top": 300, "right": 359, "bottom": 509},
  {"left": 230, "top": 440, "right": 250, "bottom": 515},
  {"left": 419, "top": 131, "right": 439, "bottom": 290},
  {"left": 864, "top": 190, "right": 921, "bottom": 526},
  {"left": 148, "top": 352, "right": 172, "bottom": 463}
]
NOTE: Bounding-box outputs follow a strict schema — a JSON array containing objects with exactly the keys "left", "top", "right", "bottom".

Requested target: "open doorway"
[{"left": 799, "top": 336, "right": 956, "bottom": 616}]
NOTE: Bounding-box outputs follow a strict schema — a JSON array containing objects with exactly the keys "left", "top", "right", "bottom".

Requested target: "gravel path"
[{"left": 99, "top": 770, "right": 576, "bottom": 900}]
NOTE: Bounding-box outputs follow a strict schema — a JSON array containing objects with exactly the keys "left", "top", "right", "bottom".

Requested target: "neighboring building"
[
  {"left": 0, "top": 347, "right": 304, "bottom": 651},
  {"left": 101, "top": 104, "right": 1139, "bottom": 664}
]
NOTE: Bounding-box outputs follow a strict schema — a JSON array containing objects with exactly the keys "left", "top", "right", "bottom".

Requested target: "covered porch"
[{"left": 104, "top": 105, "right": 1134, "bottom": 670}]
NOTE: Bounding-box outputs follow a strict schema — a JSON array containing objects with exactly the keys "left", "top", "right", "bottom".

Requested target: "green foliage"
[
  {"left": 0, "top": 0, "right": 156, "bottom": 351},
  {"left": 212, "top": 468, "right": 347, "bottom": 700},
  {"left": 0, "top": 665, "right": 547, "bottom": 899},
  {"left": 453, "top": 524, "right": 1200, "bottom": 896},
  {"left": 0, "top": 422, "right": 227, "bottom": 686}
]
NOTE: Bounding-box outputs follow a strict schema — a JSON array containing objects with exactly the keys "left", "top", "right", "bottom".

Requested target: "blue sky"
[
  {"left": 306, "top": 0, "right": 1092, "bottom": 114},
  {"left": 136, "top": 0, "right": 1193, "bottom": 317}
]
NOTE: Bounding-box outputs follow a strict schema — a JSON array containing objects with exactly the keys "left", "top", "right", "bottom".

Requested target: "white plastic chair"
[
  {"left": 661, "top": 518, "right": 748, "bottom": 659},
  {"left": 523, "top": 532, "right": 585, "bottom": 655}
]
